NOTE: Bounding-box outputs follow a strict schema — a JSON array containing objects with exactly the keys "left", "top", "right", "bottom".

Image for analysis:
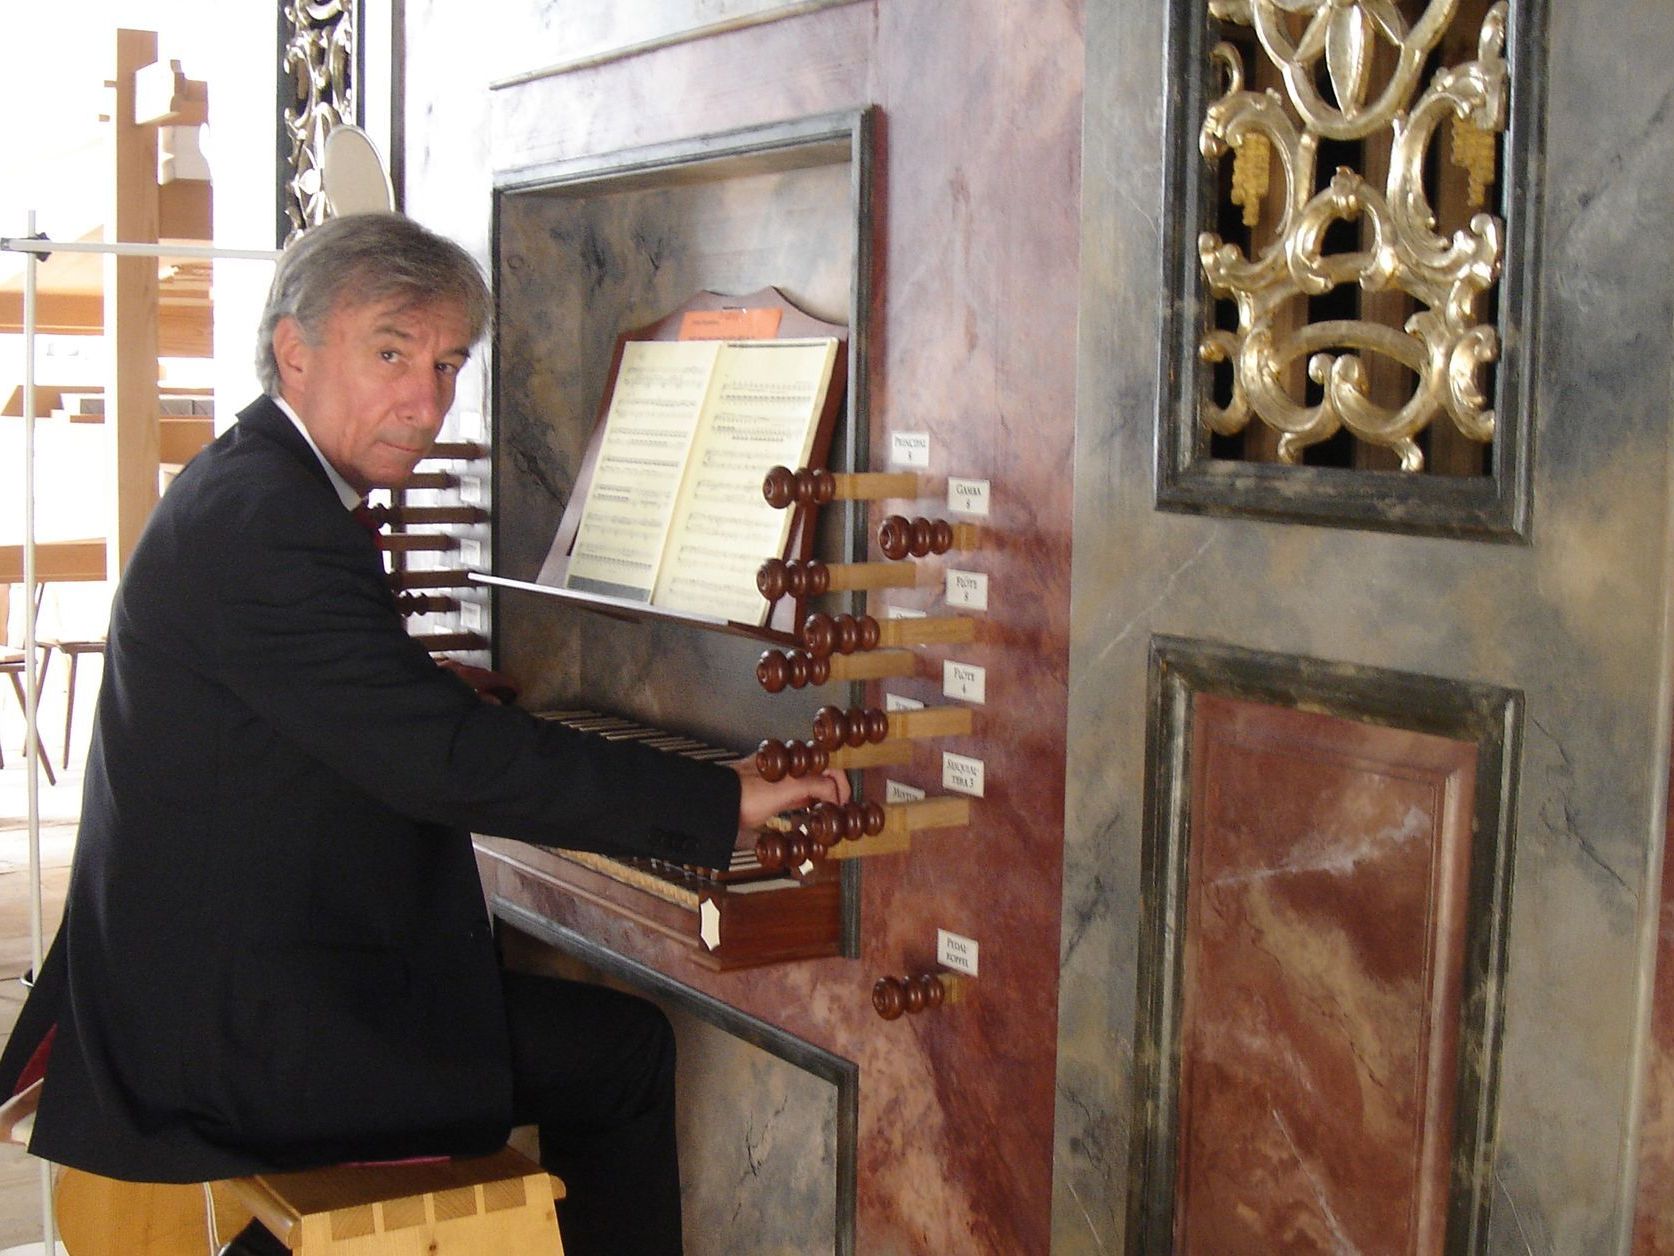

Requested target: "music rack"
[{"left": 476, "top": 288, "right": 851, "bottom": 643}]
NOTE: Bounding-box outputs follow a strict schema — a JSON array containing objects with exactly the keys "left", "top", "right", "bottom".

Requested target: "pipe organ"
[{"left": 375, "top": 0, "right": 1674, "bottom": 1245}]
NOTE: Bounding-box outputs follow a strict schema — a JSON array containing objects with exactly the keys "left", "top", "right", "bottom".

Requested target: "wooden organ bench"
[{"left": 53, "top": 1147, "right": 566, "bottom": 1255}]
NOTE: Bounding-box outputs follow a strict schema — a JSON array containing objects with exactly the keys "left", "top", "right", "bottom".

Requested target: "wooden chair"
[
  {"left": 36, "top": 632, "right": 104, "bottom": 769},
  {"left": 54, "top": 1147, "right": 567, "bottom": 1254},
  {"left": 1, "top": 583, "right": 57, "bottom": 784}
]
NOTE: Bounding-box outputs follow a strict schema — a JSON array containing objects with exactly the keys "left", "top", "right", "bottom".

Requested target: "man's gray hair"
[{"left": 256, "top": 213, "right": 492, "bottom": 394}]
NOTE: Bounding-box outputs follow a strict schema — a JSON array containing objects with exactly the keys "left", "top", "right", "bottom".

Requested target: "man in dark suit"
[{"left": 0, "top": 212, "right": 846, "bottom": 1255}]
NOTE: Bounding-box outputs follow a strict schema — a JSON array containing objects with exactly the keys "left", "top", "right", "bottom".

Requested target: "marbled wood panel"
[
  {"left": 474, "top": 2, "right": 1081, "bottom": 1251},
  {"left": 1632, "top": 758, "right": 1674, "bottom": 1256},
  {"left": 486, "top": 0, "right": 861, "bottom": 78},
  {"left": 499, "top": 927, "right": 839, "bottom": 1255},
  {"left": 1175, "top": 695, "right": 1477, "bottom": 1254},
  {"left": 489, "top": 3, "right": 872, "bottom": 176}
]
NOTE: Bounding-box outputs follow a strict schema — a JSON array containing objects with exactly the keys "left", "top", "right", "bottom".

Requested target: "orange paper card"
[{"left": 678, "top": 307, "right": 784, "bottom": 340}]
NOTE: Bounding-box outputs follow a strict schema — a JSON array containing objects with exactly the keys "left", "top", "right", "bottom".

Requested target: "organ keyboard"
[{"left": 473, "top": 710, "right": 844, "bottom": 970}]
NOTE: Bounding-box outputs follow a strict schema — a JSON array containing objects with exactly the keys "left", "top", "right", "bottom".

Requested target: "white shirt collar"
[{"left": 271, "top": 395, "right": 362, "bottom": 510}]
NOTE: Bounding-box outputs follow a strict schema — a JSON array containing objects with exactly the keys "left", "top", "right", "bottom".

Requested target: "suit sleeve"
[{"left": 202, "top": 486, "right": 739, "bottom": 868}]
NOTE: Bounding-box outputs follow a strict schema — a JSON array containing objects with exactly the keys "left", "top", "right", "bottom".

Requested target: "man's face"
[{"left": 274, "top": 296, "right": 473, "bottom": 493}]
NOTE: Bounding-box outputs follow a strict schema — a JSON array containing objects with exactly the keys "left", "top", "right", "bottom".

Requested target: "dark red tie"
[{"left": 352, "top": 503, "right": 383, "bottom": 538}]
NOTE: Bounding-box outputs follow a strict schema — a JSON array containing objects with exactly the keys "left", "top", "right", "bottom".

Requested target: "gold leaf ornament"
[
  {"left": 1231, "top": 132, "right": 1273, "bottom": 227},
  {"left": 1449, "top": 113, "right": 1498, "bottom": 208},
  {"left": 1195, "top": 0, "right": 1509, "bottom": 468}
]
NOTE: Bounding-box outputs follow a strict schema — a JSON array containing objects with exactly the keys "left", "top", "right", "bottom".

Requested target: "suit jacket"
[{"left": 0, "top": 397, "right": 739, "bottom": 1182}]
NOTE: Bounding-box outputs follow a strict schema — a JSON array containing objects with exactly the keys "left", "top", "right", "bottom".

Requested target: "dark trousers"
[{"left": 502, "top": 971, "right": 683, "bottom": 1256}]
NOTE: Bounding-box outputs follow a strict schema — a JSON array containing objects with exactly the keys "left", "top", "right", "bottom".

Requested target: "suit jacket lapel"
[
  {"left": 234, "top": 396, "right": 340, "bottom": 500},
  {"left": 233, "top": 396, "right": 397, "bottom": 608}
]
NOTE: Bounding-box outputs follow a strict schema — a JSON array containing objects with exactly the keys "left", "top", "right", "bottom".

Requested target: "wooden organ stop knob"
[
  {"left": 361, "top": 503, "right": 489, "bottom": 528},
  {"left": 800, "top": 611, "right": 878, "bottom": 655},
  {"left": 876, "top": 515, "right": 981, "bottom": 560},
  {"left": 800, "top": 612, "right": 976, "bottom": 657},
  {"left": 377, "top": 533, "right": 458, "bottom": 553},
  {"left": 759, "top": 701, "right": 972, "bottom": 780},
  {"left": 755, "top": 734, "right": 908, "bottom": 779},
  {"left": 425, "top": 440, "right": 486, "bottom": 460},
  {"left": 754, "top": 800, "right": 888, "bottom": 871},
  {"left": 756, "top": 557, "right": 933, "bottom": 603},
  {"left": 756, "top": 557, "right": 826, "bottom": 601},
  {"left": 402, "top": 470, "right": 459, "bottom": 491},
  {"left": 754, "top": 825, "right": 815, "bottom": 873},
  {"left": 872, "top": 972, "right": 965, "bottom": 1020},
  {"left": 753, "top": 738, "right": 831, "bottom": 782},
  {"left": 807, "top": 799, "right": 887, "bottom": 844},
  {"left": 813, "top": 703, "right": 975, "bottom": 746},
  {"left": 762, "top": 465, "right": 923, "bottom": 508},
  {"left": 756, "top": 649, "right": 830, "bottom": 693},
  {"left": 755, "top": 647, "right": 917, "bottom": 692},
  {"left": 395, "top": 592, "right": 460, "bottom": 617},
  {"left": 388, "top": 569, "right": 475, "bottom": 591},
  {"left": 755, "top": 794, "right": 971, "bottom": 866},
  {"left": 811, "top": 704, "right": 890, "bottom": 750}
]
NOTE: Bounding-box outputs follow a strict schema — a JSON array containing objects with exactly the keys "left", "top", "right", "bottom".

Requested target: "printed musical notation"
[{"left": 563, "top": 336, "right": 840, "bottom": 624}]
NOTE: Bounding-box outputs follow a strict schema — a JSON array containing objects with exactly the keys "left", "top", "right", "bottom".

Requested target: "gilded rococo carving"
[
  {"left": 1199, "top": 0, "right": 1508, "bottom": 470},
  {"left": 281, "top": 0, "right": 357, "bottom": 243}
]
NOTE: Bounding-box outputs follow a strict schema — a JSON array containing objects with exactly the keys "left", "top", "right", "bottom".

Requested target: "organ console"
[
  {"left": 469, "top": 396, "right": 984, "bottom": 985},
  {"left": 472, "top": 710, "right": 844, "bottom": 969}
]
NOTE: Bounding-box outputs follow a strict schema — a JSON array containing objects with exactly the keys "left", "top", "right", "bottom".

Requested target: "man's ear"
[{"left": 271, "top": 316, "right": 311, "bottom": 397}]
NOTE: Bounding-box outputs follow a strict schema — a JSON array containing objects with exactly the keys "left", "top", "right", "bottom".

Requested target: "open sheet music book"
[{"left": 560, "top": 336, "right": 841, "bottom": 625}]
